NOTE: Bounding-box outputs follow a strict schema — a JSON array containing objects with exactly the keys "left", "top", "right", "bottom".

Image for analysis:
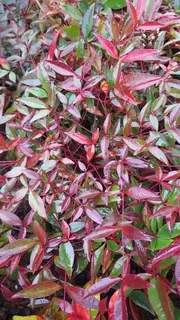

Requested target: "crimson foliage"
[{"left": 0, "top": 0, "right": 180, "bottom": 319}]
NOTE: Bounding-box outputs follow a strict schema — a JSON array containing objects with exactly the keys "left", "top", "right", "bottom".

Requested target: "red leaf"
[
  {"left": 126, "top": 0, "right": 138, "bottom": 29},
  {"left": 1, "top": 284, "right": 13, "bottom": 301},
  {"left": 129, "top": 300, "right": 141, "bottom": 320},
  {"left": 27, "top": 153, "right": 42, "bottom": 169},
  {"left": 108, "top": 287, "right": 128, "bottom": 320},
  {"left": 62, "top": 219, "right": 70, "bottom": 239},
  {"left": 123, "top": 275, "right": 153, "bottom": 289},
  {"left": 83, "top": 277, "right": 120, "bottom": 298},
  {"left": 156, "top": 277, "right": 174, "bottom": 320},
  {"left": 123, "top": 73, "right": 162, "bottom": 91},
  {"left": 32, "top": 220, "right": 46, "bottom": 246},
  {"left": 153, "top": 206, "right": 178, "bottom": 218},
  {"left": 86, "top": 144, "right": 95, "bottom": 162},
  {"left": 0, "top": 210, "right": 22, "bottom": 226},
  {"left": 122, "top": 225, "right": 152, "bottom": 241},
  {"left": 86, "top": 208, "right": 103, "bottom": 225},
  {"left": 66, "top": 285, "right": 99, "bottom": 309},
  {"left": 151, "top": 243, "right": 180, "bottom": 269},
  {"left": 71, "top": 304, "right": 91, "bottom": 320},
  {"left": 48, "top": 30, "right": 60, "bottom": 60},
  {"left": 175, "top": 257, "right": 180, "bottom": 295},
  {"left": 121, "top": 49, "right": 159, "bottom": 63},
  {"left": 136, "top": 22, "right": 164, "bottom": 30},
  {"left": 95, "top": 34, "right": 119, "bottom": 60},
  {"left": 65, "top": 132, "right": 92, "bottom": 145},
  {"left": 12, "top": 281, "right": 61, "bottom": 299},
  {"left": 46, "top": 60, "right": 78, "bottom": 77},
  {"left": 92, "top": 128, "right": 99, "bottom": 144},
  {"left": 84, "top": 226, "right": 120, "bottom": 241},
  {"left": 126, "top": 186, "right": 159, "bottom": 200}
]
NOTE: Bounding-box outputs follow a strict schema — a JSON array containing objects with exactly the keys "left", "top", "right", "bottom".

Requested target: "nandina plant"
[{"left": 0, "top": 0, "right": 180, "bottom": 319}]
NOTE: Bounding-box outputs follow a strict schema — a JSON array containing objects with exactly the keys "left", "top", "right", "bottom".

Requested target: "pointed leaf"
[
  {"left": 83, "top": 277, "right": 120, "bottom": 298},
  {"left": 82, "top": 4, "right": 94, "bottom": 39},
  {"left": 126, "top": 186, "right": 159, "bottom": 200},
  {"left": 65, "top": 132, "right": 92, "bottom": 145},
  {"left": 0, "top": 239, "right": 37, "bottom": 257},
  {"left": 122, "top": 49, "right": 159, "bottom": 63},
  {"left": 59, "top": 241, "right": 74, "bottom": 278},
  {"left": 86, "top": 208, "right": 103, "bottom": 224},
  {"left": 84, "top": 226, "right": 120, "bottom": 241},
  {"left": 0, "top": 210, "right": 22, "bottom": 226},
  {"left": 12, "top": 281, "right": 61, "bottom": 299},
  {"left": 16, "top": 97, "right": 47, "bottom": 109},
  {"left": 149, "top": 146, "right": 169, "bottom": 165},
  {"left": 46, "top": 60, "right": 77, "bottom": 77},
  {"left": 122, "top": 225, "right": 151, "bottom": 241},
  {"left": 28, "top": 191, "right": 47, "bottom": 219},
  {"left": 95, "top": 34, "right": 119, "bottom": 59}
]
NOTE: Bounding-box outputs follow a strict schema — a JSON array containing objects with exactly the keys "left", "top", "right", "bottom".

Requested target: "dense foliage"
[{"left": 0, "top": 0, "right": 180, "bottom": 319}]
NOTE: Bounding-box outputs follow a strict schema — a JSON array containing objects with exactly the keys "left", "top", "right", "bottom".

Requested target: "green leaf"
[
  {"left": 110, "top": 256, "right": 124, "bottom": 277},
  {"left": 103, "top": 0, "right": 126, "bottom": 10},
  {"left": 9, "top": 71, "right": 16, "bottom": 83},
  {"left": 30, "top": 109, "right": 50, "bottom": 123},
  {"left": 63, "top": 5, "right": 82, "bottom": 20},
  {"left": 149, "top": 238, "right": 173, "bottom": 251},
  {"left": 16, "top": 97, "right": 47, "bottom": 109},
  {"left": 74, "top": 254, "right": 88, "bottom": 276},
  {"left": 157, "top": 223, "right": 180, "bottom": 239},
  {"left": 107, "top": 240, "right": 119, "bottom": 252},
  {"left": 59, "top": 241, "right": 74, "bottom": 278},
  {"left": 78, "top": 0, "right": 89, "bottom": 13},
  {"left": 82, "top": 3, "right": 95, "bottom": 40},
  {"left": 28, "top": 191, "right": 47, "bottom": 219},
  {"left": 27, "top": 88, "right": 48, "bottom": 98},
  {"left": 130, "top": 290, "right": 155, "bottom": 315},
  {"left": 13, "top": 281, "right": 61, "bottom": 299},
  {"left": 13, "top": 316, "right": 43, "bottom": 320},
  {"left": 64, "top": 24, "right": 80, "bottom": 40},
  {"left": 148, "top": 278, "right": 170, "bottom": 320},
  {"left": 93, "top": 244, "right": 105, "bottom": 279},
  {"left": 0, "top": 69, "right": 9, "bottom": 78},
  {"left": 76, "top": 39, "right": 85, "bottom": 58}
]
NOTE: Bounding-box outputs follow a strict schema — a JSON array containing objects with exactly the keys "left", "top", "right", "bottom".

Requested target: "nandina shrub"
[{"left": 0, "top": 0, "right": 180, "bottom": 319}]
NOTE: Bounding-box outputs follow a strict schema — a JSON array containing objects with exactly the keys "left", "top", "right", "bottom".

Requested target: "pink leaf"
[
  {"left": 0, "top": 210, "right": 22, "bottom": 226},
  {"left": 126, "top": 186, "right": 159, "bottom": 200},
  {"left": 136, "top": 22, "right": 164, "bottom": 30},
  {"left": 135, "top": 0, "right": 148, "bottom": 20},
  {"left": 32, "top": 220, "right": 46, "bottom": 246},
  {"left": 66, "top": 285, "right": 99, "bottom": 309},
  {"left": 109, "top": 288, "right": 128, "bottom": 320},
  {"left": 65, "top": 132, "right": 92, "bottom": 145},
  {"left": 126, "top": 0, "right": 138, "bottom": 29},
  {"left": 175, "top": 257, "right": 180, "bottom": 295},
  {"left": 46, "top": 60, "right": 78, "bottom": 77},
  {"left": 83, "top": 277, "right": 120, "bottom": 298},
  {"left": 122, "top": 225, "right": 152, "bottom": 241},
  {"left": 86, "top": 208, "right": 103, "bottom": 225},
  {"left": 149, "top": 146, "right": 169, "bottom": 165},
  {"left": 84, "top": 226, "right": 120, "bottom": 241},
  {"left": 125, "top": 157, "right": 148, "bottom": 168},
  {"left": 124, "top": 73, "right": 162, "bottom": 91},
  {"left": 153, "top": 206, "right": 178, "bottom": 218},
  {"left": 95, "top": 34, "right": 119, "bottom": 60},
  {"left": 121, "top": 49, "right": 159, "bottom": 62}
]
